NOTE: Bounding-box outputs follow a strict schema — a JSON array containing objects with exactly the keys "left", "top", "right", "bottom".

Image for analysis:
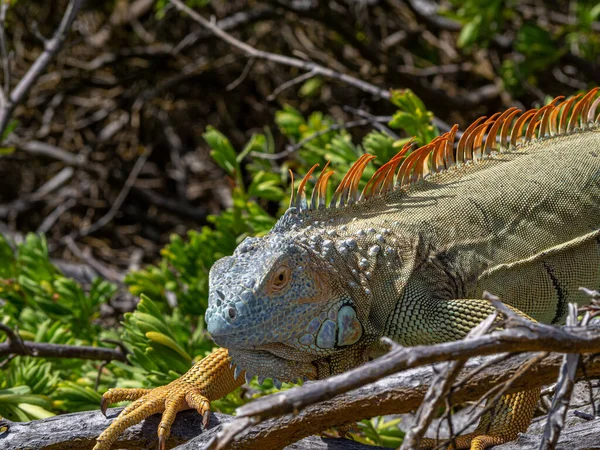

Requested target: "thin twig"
[
  {"left": 453, "top": 352, "right": 517, "bottom": 391},
  {"left": 18, "top": 140, "right": 87, "bottom": 167},
  {"left": 0, "top": 0, "right": 86, "bottom": 136},
  {"left": 226, "top": 57, "right": 255, "bottom": 91},
  {"left": 0, "top": 323, "right": 127, "bottom": 361},
  {"left": 63, "top": 236, "right": 124, "bottom": 284},
  {"left": 342, "top": 105, "right": 399, "bottom": 138},
  {"left": 0, "top": 1, "right": 11, "bottom": 103},
  {"left": 94, "top": 361, "right": 109, "bottom": 391},
  {"left": 157, "top": 108, "right": 188, "bottom": 201},
  {"left": 267, "top": 70, "right": 316, "bottom": 100},
  {"left": 36, "top": 197, "right": 77, "bottom": 234},
  {"left": 78, "top": 146, "right": 151, "bottom": 237},
  {"left": 172, "top": 6, "right": 278, "bottom": 54}
]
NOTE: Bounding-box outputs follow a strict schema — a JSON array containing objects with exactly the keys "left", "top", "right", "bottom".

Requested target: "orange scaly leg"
[{"left": 94, "top": 347, "right": 244, "bottom": 450}]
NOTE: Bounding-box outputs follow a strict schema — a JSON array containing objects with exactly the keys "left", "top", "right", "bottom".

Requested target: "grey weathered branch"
[
  {"left": 17, "top": 140, "right": 87, "bottom": 167},
  {"left": 3, "top": 352, "right": 600, "bottom": 450},
  {"left": 206, "top": 352, "right": 600, "bottom": 450},
  {"left": 0, "top": 407, "right": 386, "bottom": 450},
  {"left": 0, "top": 0, "right": 86, "bottom": 136}
]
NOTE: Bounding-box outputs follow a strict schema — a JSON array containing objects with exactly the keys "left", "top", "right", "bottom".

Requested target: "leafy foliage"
[
  {"left": 389, "top": 89, "right": 439, "bottom": 145},
  {"left": 0, "top": 234, "right": 119, "bottom": 420},
  {"left": 448, "top": 0, "right": 600, "bottom": 94},
  {"left": 351, "top": 417, "right": 406, "bottom": 448}
]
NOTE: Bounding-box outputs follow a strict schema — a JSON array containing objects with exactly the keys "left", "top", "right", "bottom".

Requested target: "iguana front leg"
[
  {"left": 419, "top": 388, "right": 539, "bottom": 450},
  {"left": 394, "top": 297, "right": 538, "bottom": 450},
  {"left": 94, "top": 347, "right": 244, "bottom": 450}
]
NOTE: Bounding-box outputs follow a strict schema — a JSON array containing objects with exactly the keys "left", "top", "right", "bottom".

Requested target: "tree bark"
[{"left": 1, "top": 352, "right": 599, "bottom": 449}]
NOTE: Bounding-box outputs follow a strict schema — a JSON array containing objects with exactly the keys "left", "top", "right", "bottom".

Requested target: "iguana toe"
[
  {"left": 94, "top": 390, "right": 164, "bottom": 450},
  {"left": 185, "top": 388, "right": 212, "bottom": 426},
  {"left": 100, "top": 387, "right": 152, "bottom": 416}
]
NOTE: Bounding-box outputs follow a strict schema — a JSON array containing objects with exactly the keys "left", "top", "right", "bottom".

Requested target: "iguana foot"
[
  {"left": 419, "top": 432, "right": 511, "bottom": 449},
  {"left": 94, "top": 381, "right": 211, "bottom": 450},
  {"left": 94, "top": 348, "right": 244, "bottom": 450}
]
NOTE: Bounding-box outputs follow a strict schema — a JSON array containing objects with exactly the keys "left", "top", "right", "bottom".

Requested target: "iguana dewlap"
[{"left": 94, "top": 89, "right": 600, "bottom": 450}]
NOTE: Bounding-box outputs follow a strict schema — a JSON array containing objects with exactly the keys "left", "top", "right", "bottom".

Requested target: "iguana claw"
[{"left": 100, "top": 397, "right": 107, "bottom": 417}]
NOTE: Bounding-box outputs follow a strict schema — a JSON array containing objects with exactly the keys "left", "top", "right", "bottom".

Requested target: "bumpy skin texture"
[{"left": 95, "top": 90, "right": 600, "bottom": 450}]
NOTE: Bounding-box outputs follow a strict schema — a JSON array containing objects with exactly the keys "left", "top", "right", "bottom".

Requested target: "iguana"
[{"left": 94, "top": 88, "right": 600, "bottom": 450}]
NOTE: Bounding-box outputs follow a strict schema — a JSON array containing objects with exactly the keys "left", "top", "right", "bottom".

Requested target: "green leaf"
[
  {"left": 17, "top": 403, "right": 55, "bottom": 420},
  {"left": 457, "top": 15, "right": 482, "bottom": 48},
  {"left": 275, "top": 106, "right": 305, "bottom": 139},
  {"left": 590, "top": 3, "right": 600, "bottom": 21},
  {"left": 1, "top": 119, "right": 18, "bottom": 141},
  {"left": 238, "top": 133, "right": 266, "bottom": 162},
  {"left": 388, "top": 89, "right": 438, "bottom": 144},
  {"left": 145, "top": 331, "right": 192, "bottom": 362},
  {"left": 389, "top": 112, "right": 419, "bottom": 131},
  {"left": 203, "top": 126, "right": 238, "bottom": 177},
  {"left": 299, "top": 77, "right": 322, "bottom": 97},
  {"left": 248, "top": 171, "right": 285, "bottom": 201}
]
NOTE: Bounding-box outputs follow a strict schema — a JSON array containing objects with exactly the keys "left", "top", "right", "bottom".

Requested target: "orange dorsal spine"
[{"left": 289, "top": 89, "right": 600, "bottom": 212}]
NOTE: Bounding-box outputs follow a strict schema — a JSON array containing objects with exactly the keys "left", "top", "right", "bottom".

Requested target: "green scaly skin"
[{"left": 95, "top": 89, "right": 600, "bottom": 450}]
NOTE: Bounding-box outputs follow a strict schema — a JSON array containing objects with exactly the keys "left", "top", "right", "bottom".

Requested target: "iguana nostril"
[{"left": 228, "top": 307, "right": 237, "bottom": 320}]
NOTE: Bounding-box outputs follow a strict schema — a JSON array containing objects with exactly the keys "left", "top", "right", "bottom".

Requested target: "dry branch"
[
  {"left": 206, "top": 352, "right": 600, "bottom": 450},
  {"left": 0, "top": 323, "right": 127, "bottom": 362},
  {"left": 190, "top": 301, "right": 600, "bottom": 449},
  {"left": 399, "top": 312, "right": 498, "bottom": 449},
  {"left": 538, "top": 304, "right": 585, "bottom": 449},
  {"left": 2, "top": 352, "right": 600, "bottom": 450},
  {"left": 0, "top": 0, "right": 85, "bottom": 136},
  {"left": 0, "top": 407, "right": 386, "bottom": 450}
]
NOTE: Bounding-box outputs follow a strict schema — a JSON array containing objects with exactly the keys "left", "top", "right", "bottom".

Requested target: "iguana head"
[{"left": 205, "top": 209, "right": 381, "bottom": 385}]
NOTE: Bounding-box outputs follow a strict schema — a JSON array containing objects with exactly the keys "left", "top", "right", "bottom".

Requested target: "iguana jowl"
[{"left": 94, "top": 89, "right": 600, "bottom": 450}]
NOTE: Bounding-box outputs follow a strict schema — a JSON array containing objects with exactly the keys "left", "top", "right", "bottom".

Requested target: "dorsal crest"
[{"left": 290, "top": 88, "right": 600, "bottom": 212}]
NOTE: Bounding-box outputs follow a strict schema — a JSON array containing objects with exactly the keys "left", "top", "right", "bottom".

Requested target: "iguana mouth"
[{"left": 228, "top": 345, "right": 318, "bottom": 387}]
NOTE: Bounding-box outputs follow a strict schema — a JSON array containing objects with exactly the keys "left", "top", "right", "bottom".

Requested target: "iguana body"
[{"left": 95, "top": 89, "right": 600, "bottom": 450}]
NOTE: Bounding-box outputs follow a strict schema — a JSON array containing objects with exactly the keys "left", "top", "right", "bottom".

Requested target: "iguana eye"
[{"left": 269, "top": 266, "right": 290, "bottom": 292}]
